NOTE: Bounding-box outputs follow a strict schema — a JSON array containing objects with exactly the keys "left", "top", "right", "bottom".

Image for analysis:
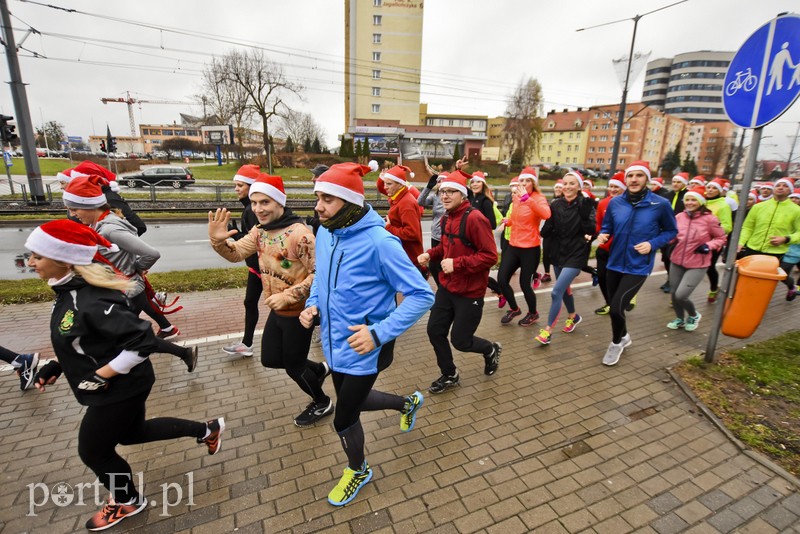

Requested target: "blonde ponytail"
[{"left": 73, "top": 263, "right": 135, "bottom": 292}]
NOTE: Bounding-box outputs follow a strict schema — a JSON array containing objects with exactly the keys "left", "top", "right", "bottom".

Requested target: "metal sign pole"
[{"left": 704, "top": 127, "right": 762, "bottom": 362}]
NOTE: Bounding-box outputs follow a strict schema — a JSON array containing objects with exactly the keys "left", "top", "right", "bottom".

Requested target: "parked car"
[{"left": 123, "top": 166, "right": 195, "bottom": 189}]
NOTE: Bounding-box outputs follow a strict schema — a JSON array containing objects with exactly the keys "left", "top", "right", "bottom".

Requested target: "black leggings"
[
  {"left": 129, "top": 292, "right": 185, "bottom": 358},
  {"left": 429, "top": 238, "right": 442, "bottom": 288},
  {"left": 706, "top": 248, "right": 723, "bottom": 291},
  {"left": 606, "top": 270, "right": 647, "bottom": 344},
  {"left": 242, "top": 270, "right": 263, "bottom": 347},
  {"left": 595, "top": 247, "right": 610, "bottom": 304},
  {"left": 427, "top": 288, "right": 491, "bottom": 376},
  {"left": 78, "top": 389, "right": 205, "bottom": 503},
  {"left": 0, "top": 345, "right": 18, "bottom": 364},
  {"left": 498, "top": 245, "right": 540, "bottom": 313},
  {"left": 261, "top": 311, "right": 326, "bottom": 402}
]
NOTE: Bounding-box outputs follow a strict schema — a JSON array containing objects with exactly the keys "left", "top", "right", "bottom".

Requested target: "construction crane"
[{"left": 100, "top": 91, "right": 192, "bottom": 136}]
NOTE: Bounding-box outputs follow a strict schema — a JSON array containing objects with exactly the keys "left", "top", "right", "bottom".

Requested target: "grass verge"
[
  {"left": 0, "top": 267, "right": 249, "bottom": 305},
  {"left": 674, "top": 332, "right": 800, "bottom": 476}
]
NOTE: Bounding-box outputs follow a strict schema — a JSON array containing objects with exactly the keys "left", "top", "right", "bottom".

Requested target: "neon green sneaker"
[
  {"left": 400, "top": 391, "right": 423, "bottom": 432},
  {"left": 534, "top": 329, "right": 551, "bottom": 345},
  {"left": 328, "top": 462, "right": 373, "bottom": 506}
]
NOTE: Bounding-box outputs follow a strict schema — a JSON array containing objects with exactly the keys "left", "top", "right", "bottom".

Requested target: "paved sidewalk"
[{"left": 0, "top": 272, "right": 798, "bottom": 533}]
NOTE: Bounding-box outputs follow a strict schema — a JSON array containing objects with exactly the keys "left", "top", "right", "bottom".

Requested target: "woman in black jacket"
[
  {"left": 535, "top": 172, "right": 596, "bottom": 345},
  {"left": 25, "top": 220, "right": 224, "bottom": 532},
  {"left": 468, "top": 171, "right": 497, "bottom": 229}
]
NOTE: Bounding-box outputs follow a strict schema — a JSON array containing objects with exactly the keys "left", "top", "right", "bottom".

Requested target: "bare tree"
[
  {"left": 198, "top": 57, "right": 254, "bottom": 161},
  {"left": 275, "top": 109, "right": 326, "bottom": 151},
  {"left": 219, "top": 49, "right": 303, "bottom": 172},
  {"left": 503, "top": 78, "right": 544, "bottom": 169}
]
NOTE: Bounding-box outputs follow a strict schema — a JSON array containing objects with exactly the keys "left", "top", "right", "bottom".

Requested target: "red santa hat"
[
  {"left": 790, "top": 188, "right": 800, "bottom": 200},
  {"left": 471, "top": 170, "right": 487, "bottom": 183},
  {"left": 25, "top": 219, "right": 119, "bottom": 266},
  {"left": 672, "top": 172, "right": 689, "bottom": 185},
  {"left": 649, "top": 176, "right": 664, "bottom": 187},
  {"left": 436, "top": 170, "right": 449, "bottom": 182},
  {"left": 608, "top": 176, "right": 627, "bottom": 190},
  {"left": 688, "top": 176, "right": 706, "bottom": 187},
  {"left": 233, "top": 164, "right": 260, "bottom": 185},
  {"left": 315, "top": 163, "right": 369, "bottom": 207},
  {"left": 249, "top": 173, "right": 286, "bottom": 206},
  {"left": 564, "top": 171, "right": 584, "bottom": 189},
  {"left": 625, "top": 161, "right": 651, "bottom": 181},
  {"left": 706, "top": 178, "right": 727, "bottom": 193},
  {"left": 56, "top": 167, "right": 89, "bottom": 183},
  {"left": 508, "top": 175, "right": 520, "bottom": 187},
  {"left": 63, "top": 175, "right": 109, "bottom": 209},
  {"left": 518, "top": 166, "right": 538, "bottom": 183},
  {"left": 774, "top": 177, "right": 794, "bottom": 190},
  {"left": 439, "top": 169, "right": 470, "bottom": 197},
  {"left": 758, "top": 181, "right": 774, "bottom": 190},
  {"left": 554, "top": 179, "right": 565, "bottom": 189},
  {"left": 684, "top": 185, "right": 707, "bottom": 205},
  {"left": 382, "top": 165, "right": 414, "bottom": 186},
  {"left": 73, "top": 161, "right": 119, "bottom": 192},
  {"left": 748, "top": 190, "right": 758, "bottom": 201}
]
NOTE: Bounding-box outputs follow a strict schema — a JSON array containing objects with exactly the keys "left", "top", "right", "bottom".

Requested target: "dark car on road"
[{"left": 123, "top": 166, "right": 195, "bottom": 188}]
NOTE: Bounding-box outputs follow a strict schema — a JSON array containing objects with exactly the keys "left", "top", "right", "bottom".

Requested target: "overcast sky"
[{"left": 1, "top": 0, "right": 799, "bottom": 162}]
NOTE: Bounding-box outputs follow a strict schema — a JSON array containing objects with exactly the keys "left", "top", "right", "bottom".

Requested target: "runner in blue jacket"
[
  {"left": 300, "top": 162, "right": 434, "bottom": 507},
  {"left": 597, "top": 161, "right": 677, "bottom": 366}
]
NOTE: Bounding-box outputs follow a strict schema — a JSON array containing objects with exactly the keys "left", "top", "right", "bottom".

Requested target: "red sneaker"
[
  {"left": 85, "top": 498, "right": 147, "bottom": 531},
  {"left": 198, "top": 417, "right": 226, "bottom": 455}
]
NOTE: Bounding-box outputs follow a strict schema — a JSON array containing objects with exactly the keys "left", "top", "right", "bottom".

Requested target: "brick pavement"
[{"left": 0, "top": 270, "right": 798, "bottom": 533}]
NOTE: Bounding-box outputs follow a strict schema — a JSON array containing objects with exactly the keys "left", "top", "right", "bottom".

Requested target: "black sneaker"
[
  {"left": 16, "top": 352, "right": 39, "bottom": 391},
  {"left": 181, "top": 345, "right": 198, "bottom": 372},
  {"left": 428, "top": 373, "right": 460, "bottom": 394},
  {"left": 501, "top": 308, "right": 521, "bottom": 324},
  {"left": 294, "top": 398, "right": 334, "bottom": 427},
  {"left": 484, "top": 342, "right": 501, "bottom": 375},
  {"left": 518, "top": 312, "right": 539, "bottom": 327}
]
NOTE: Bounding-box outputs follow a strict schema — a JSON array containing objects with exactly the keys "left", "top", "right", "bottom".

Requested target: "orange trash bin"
[{"left": 721, "top": 254, "right": 787, "bottom": 338}]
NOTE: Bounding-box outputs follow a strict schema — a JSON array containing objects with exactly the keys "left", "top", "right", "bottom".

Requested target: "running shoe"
[
  {"left": 621, "top": 333, "right": 632, "bottom": 348},
  {"left": 541, "top": 273, "right": 552, "bottom": 283},
  {"left": 532, "top": 273, "right": 541, "bottom": 290},
  {"left": 156, "top": 327, "right": 180, "bottom": 340},
  {"left": 659, "top": 282, "right": 671, "bottom": 293},
  {"left": 501, "top": 308, "right": 522, "bottom": 324},
  {"left": 85, "top": 497, "right": 147, "bottom": 531},
  {"left": 562, "top": 314, "right": 582, "bottom": 333},
  {"left": 518, "top": 311, "right": 539, "bottom": 327},
  {"left": 534, "top": 329, "right": 551, "bottom": 345},
  {"left": 181, "top": 345, "right": 198, "bottom": 372},
  {"left": 15, "top": 352, "right": 39, "bottom": 391},
  {"left": 400, "top": 391, "right": 424, "bottom": 432},
  {"left": 428, "top": 373, "right": 460, "bottom": 394},
  {"left": 328, "top": 462, "right": 373, "bottom": 506},
  {"left": 497, "top": 295, "right": 507, "bottom": 309},
  {"left": 684, "top": 313, "right": 702, "bottom": 332},
  {"left": 707, "top": 289, "right": 719, "bottom": 303},
  {"left": 602, "top": 341, "right": 624, "bottom": 366},
  {"left": 222, "top": 342, "right": 253, "bottom": 357},
  {"left": 484, "top": 342, "right": 501, "bottom": 375},
  {"left": 786, "top": 288, "right": 797, "bottom": 302},
  {"left": 625, "top": 295, "right": 637, "bottom": 312},
  {"left": 198, "top": 417, "right": 225, "bottom": 455},
  {"left": 592, "top": 274, "right": 599, "bottom": 286},
  {"left": 666, "top": 318, "right": 685, "bottom": 330},
  {"left": 294, "top": 398, "right": 334, "bottom": 427},
  {"left": 594, "top": 304, "right": 610, "bottom": 315}
]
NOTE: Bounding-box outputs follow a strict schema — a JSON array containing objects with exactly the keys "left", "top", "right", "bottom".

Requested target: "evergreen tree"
[
  {"left": 363, "top": 136, "right": 371, "bottom": 160},
  {"left": 355, "top": 140, "right": 363, "bottom": 159},
  {"left": 682, "top": 152, "right": 698, "bottom": 177},
  {"left": 285, "top": 136, "right": 295, "bottom": 153},
  {"left": 453, "top": 144, "right": 461, "bottom": 162},
  {"left": 312, "top": 136, "right": 321, "bottom": 154},
  {"left": 303, "top": 137, "right": 312, "bottom": 153}
]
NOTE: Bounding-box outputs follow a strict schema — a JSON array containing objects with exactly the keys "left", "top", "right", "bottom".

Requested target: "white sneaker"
[
  {"left": 222, "top": 342, "right": 253, "bottom": 357},
  {"left": 602, "top": 341, "right": 625, "bottom": 366},
  {"left": 620, "top": 333, "right": 632, "bottom": 348}
]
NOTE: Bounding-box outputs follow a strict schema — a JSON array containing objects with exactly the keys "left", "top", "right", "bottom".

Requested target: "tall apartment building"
[
  {"left": 538, "top": 108, "right": 591, "bottom": 167},
  {"left": 642, "top": 51, "right": 734, "bottom": 123},
  {"left": 344, "top": 0, "right": 424, "bottom": 130}
]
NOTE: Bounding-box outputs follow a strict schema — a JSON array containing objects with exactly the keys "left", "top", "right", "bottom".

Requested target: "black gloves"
[
  {"left": 34, "top": 360, "right": 62, "bottom": 385},
  {"left": 77, "top": 373, "right": 109, "bottom": 392},
  {"left": 426, "top": 174, "right": 439, "bottom": 190},
  {"left": 694, "top": 244, "right": 710, "bottom": 254}
]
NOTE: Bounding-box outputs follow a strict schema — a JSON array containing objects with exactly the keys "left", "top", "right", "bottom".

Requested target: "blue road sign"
[
  {"left": 67, "top": 136, "right": 82, "bottom": 143},
  {"left": 723, "top": 13, "right": 800, "bottom": 129},
  {"left": 3, "top": 151, "right": 12, "bottom": 167}
]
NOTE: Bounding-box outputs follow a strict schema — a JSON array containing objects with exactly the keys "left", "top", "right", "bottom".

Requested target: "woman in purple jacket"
[{"left": 666, "top": 186, "right": 727, "bottom": 332}]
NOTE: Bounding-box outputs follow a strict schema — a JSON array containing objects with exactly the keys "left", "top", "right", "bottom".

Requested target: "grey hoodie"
[{"left": 94, "top": 212, "right": 160, "bottom": 296}]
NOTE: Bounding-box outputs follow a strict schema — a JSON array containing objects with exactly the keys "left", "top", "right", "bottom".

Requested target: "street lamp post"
[{"left": 577, "top": 0, "right": 688, "bottom": 175}]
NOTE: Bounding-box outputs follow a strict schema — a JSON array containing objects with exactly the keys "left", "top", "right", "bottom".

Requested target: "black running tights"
[
  {"left": 498, "top": 245, "right": 540, "bottom": 313},
  {"left": 606, "top": 270, "right": 647, "bottom": 344},
  {"left": 241, "top": 270, "right": 263, "bottom": 347}
]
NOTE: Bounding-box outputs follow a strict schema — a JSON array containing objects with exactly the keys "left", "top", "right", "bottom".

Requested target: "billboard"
[
  {"left": 201, "top": 125, "right": 235, "bottom": 145},
  {"left": 354, "top": 135, "right": 399, "bottom": 155}
]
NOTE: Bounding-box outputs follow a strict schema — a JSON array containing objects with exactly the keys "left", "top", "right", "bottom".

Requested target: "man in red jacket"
[
  {"left": 381, "top": 165, "right": 425, "bottom": 275},
  {"left": 418, "top": 170, "right": 501, "bottom": 394}
]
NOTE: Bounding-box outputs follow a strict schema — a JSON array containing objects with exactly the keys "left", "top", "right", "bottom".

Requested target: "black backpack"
[{"left": 440, "top": 206, "right": 476, "bottom": 250}]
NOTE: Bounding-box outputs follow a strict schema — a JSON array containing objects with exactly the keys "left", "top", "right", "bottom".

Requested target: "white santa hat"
[{"left": 25, "top": 219, "right": 119, "bottom": 266}]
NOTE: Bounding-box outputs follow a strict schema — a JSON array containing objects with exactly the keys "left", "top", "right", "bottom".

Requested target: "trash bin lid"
[{"left": 736, "top": 254, "right": 787, "bottom": 280}]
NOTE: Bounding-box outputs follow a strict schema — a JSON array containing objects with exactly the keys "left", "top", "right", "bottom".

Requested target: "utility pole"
[{"left": 0, "top": 0, "right": 46, "bottom": 204}]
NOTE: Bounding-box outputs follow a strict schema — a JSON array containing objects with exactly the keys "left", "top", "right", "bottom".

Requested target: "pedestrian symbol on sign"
[{"left": 766, "top": 42, "right": 797, "bottom": 95}]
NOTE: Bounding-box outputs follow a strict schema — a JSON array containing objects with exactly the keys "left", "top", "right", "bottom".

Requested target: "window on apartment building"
[
  {"left": 622, "top": 135, "right": 629, "bottom": 141},
  {"left": 557, "top": 151, "right": 561, "bottom": 157},
  {"left": 372, "top": 69, "right": 381, "bottom": 79},
  {"left": 711, "top": 128, "right": 719, "bottom": 134},
  {"left": 590, "top": 136, "right": 596, "bottom": 141},
  {"left": 594, "top": 113, "right": 600, "bottom": 118},
  {"left": 568, "top": 133, "right": 573, "bottom": 139},
  {"left": 600, "top": 135, "right": 607, "bottom": 142},
  {"left": 620, "top": 147, "right": 628, "bottom": 153},
  {"left": 449, "top": 119, "right": 454, "bottom": 126},
  {"left": 592, "top": 124, "right": 598, "bottom": 130},
  {"left": 372, "top": 87, "right": 381, "bottom": 97},
  {"left": 373, "top": 15, "right": 382, "bottom": 24},
  {"left": 558, "top": 139, "right": 563, "bottom": 145},
  {"left": 162, "top": 129, "right": 174, "bottom": 136},
  {"left": 588, "top": 158, "right": 593, "bottom": 164},
  {"left": 373, "top": 33, "right": 382, "bottom": 44},
  {"left": 567, "top": 146, "right": 571, "bottom": 152},
  {"left": 597, "top": 158, "right": 604, "bottom": 164},
  {"left": 598, "top": 147, "right": 606, "bottom": 153},
  {"left": 601, "top": 124, "right": 609, "bottom": 130},
  {"left": 619, "top": 158, "right": 625, "bottom": 166},
  {"left": 372, "top": 52, "right": 381, "bottom": 61},
  {"left": 372, "top": 104, "right": 380, "bottom": 113},
  {"left": 589, "top": 147, "right": 595, "bottom": 153},
  {"left": 374, "top": 0, "right": 382, "bottom": 5}
]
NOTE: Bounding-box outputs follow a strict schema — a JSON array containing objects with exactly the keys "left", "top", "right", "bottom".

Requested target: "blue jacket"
[
  {"left": 601, "top": 190, "right": 677, "bottom": 275},
  {"left": 306, "top": 206, "right": 434, "bottom": 375}
]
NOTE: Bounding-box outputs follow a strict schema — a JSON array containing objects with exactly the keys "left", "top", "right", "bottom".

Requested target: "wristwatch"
[{"left": 785, "top": 236, "right": 792, "bottom": 244}]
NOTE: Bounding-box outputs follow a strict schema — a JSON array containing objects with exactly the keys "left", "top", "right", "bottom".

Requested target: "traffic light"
[
  {"left": 100, "top": 140, "right": 106, "bottom": 152},
  {"left": 109, "top": 137, "right": 117, "bottom": 153},
  {"left": 0, "top": 115, "right": 17, "bottom": 144}
]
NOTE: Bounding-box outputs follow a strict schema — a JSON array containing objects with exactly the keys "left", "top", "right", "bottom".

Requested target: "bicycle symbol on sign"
[{"left": 726, "top": 68, "right": 758, "bottom": 96}]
